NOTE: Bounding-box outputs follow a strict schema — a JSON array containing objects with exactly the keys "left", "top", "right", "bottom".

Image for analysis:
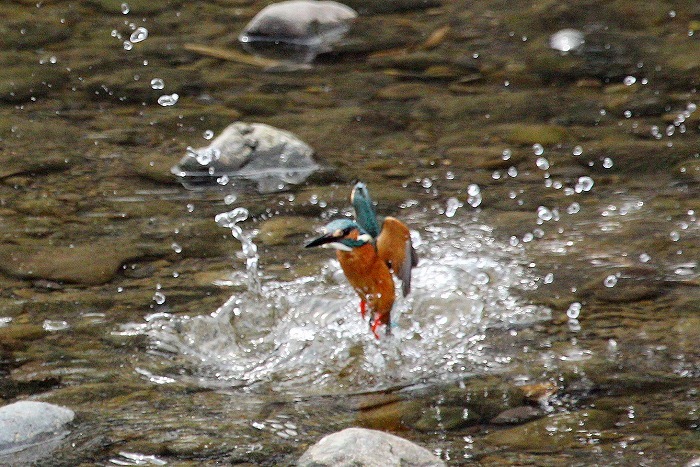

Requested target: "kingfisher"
[{"left": 304, "top": 183, "right": 417, "bottom": 338}]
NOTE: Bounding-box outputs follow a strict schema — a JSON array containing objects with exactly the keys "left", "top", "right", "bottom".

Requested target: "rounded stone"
[
  {"left": 297, "top": 427, "right": 445, "bottom": 466},
  {"left": 0, "top": 401, "right": 74, "bottom": 452}
]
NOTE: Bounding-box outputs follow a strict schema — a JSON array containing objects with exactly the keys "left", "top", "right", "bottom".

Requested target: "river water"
[{"left": 0, "top": 0, "right": 699, "bottom": 465}]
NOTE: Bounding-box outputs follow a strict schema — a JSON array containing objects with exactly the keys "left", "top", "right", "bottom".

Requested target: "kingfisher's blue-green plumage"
[
  {"left": 351, "top": 181, "right": 418, "bottom": 297},
  {"left": 351, "top": 182, "right": 381, "bottom": 239},
  {"left": 304, "top": 218, "right": 372, "bottom": 251}
]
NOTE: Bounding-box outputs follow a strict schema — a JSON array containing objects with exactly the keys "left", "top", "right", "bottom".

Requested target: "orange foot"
[
  {"left": 370, "top": 314, "right": 390, "bottom": 339},
  {"left": 359, "top": 300, "right": 367, "bottom": 319}
]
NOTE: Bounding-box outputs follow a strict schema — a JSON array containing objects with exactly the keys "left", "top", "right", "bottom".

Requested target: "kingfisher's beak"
[{"left": 304, "top": 232, "right": 336, "bottom": 248}]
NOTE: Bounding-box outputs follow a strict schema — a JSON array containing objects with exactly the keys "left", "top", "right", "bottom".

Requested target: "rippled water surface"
[{"left": 1, "top": 0, "right": 699, "bottom": 465}]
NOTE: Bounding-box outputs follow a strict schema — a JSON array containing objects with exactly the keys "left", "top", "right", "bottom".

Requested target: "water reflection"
[{"left": 124, "top": 213, "right": 550, "bottom": 393}]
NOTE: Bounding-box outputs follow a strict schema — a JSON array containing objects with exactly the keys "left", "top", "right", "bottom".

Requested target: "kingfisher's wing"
[{"left": 376, "top": 216, "right": 418, "bottom": 296}]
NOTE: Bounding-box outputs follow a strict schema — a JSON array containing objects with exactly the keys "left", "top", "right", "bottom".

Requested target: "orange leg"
[
  {"left": 359, "top": 300, "right": 367, "bottom": 318},
  {"left": 370, "top": 313, "right": 390, "bottom": 339}
]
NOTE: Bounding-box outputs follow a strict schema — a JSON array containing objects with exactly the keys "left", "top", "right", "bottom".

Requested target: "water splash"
[
  {"left": 215, "top": 207, "right": 261, "bottom": 296},
  {"left": 123, "top": 213, "right": 550, "bottom": 394}
]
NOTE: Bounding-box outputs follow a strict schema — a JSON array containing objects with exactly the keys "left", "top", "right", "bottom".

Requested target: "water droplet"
[
  {"left": 502, "top": 149, "right": 512, "bottom": 160},
  {"left": 544, "top": 273, "right": 554, "bottom": 284},
  {"left": 224, "top": 194, "right": 237, "bottom": 205},
  {"left": 536, "top": 157, "right": 550, "bottom": 170},
  {"left": 603, "top": 274, "right": 618, "bottom": 288},
  {"left": 623, "top": 76, "right": 636, "bottom": 86},
  {"left": 157, "top": 93, "right": 179, "bottom": 106},
  {"left": 537, "top": 206, "right": 553, "bottom": 221},
  {"left": 123, "top": 40, "right": 133, "bottom": 50},
  {"left": 43, "top": 320, "right": 69, "bottom": 331},
  {"left": 150, "top": 78, "right": 165, "bottom": 90},
  {"left": 117, "top": 286, "right": 124, "bottom": 293},
  {"left": 566, "top": 302, "right": 581, "bottom": 319},
  {"left": 566, "top": 202, "right": 580, "bottom": 214},
  {"left": 187, "top": 203, "right": 194, "bottom": 213},
  {"left": 507, "top": 166, "right": 518, "bottom": 177},
  {"left": 121, "top": 2, "right": 130, "bottom": 14},
  {"left": 474, "top": 272, "right": 490, "bottom": 285},
  {"left": 217, "top": 174, "right": 230, "bottom": 185},
  {"left": 466, "top": 184, "right": 481, "bottom": 207},
  {"left": 624, "top": 110, "right": 632, "bottom": 118},
  {"left": 639, "top": 253, "right": 651, "bottom": 263},
  {"left": 509, "top": 236, "right": 519, "bottom": 246},
  {"left": 153, "top": 291, "right": 166, "bottom": 304},
  {"left": 670, "top": 231, "right": 680, "bottom": 241},
  {"left": 171, "top": 242, "right": 182, "bottom": 253},
  {"left": 549, "top": 29, "right": 584, "bottom": 52},
  {"left": 602, "top": 157, "right": 613, "bottom": 169},
  {"left": 445, "top": 197, "right": 462, "bottom": 218},
  {"left": 421, "top": 178, "right": 433, "bottom": 189},
  {"left": 130, "top": 27, "right": 148, "bottom": 43},
  {"left": 572, "top": 145, "right": 583, "bottom": 156},
  {"left": 203, "top": 129, "right": 214, "bottom": 140},
  {"left": 532, "top": 143, "right": 544, "bottom": 156},
  {"left": 575, "top": 176, "right": 594, "bottom": 193}
]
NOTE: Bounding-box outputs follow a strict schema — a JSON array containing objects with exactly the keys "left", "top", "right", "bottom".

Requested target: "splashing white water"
[{"left": 122, "top": 213, "right": 549, "bottom": 394}]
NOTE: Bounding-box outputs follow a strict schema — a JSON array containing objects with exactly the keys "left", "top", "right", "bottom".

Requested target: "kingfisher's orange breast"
[{"left": 336, "top": 243, "right": 395, "bottom": 320}]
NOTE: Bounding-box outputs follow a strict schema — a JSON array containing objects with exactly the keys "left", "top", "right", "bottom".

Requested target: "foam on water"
[{"left": 124, "top": 213, "right": 550, "bottom": 394}]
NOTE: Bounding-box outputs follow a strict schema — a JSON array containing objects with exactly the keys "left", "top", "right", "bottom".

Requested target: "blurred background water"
[{"left": 0, "top": 0, "right": 699, "bottom": 465}]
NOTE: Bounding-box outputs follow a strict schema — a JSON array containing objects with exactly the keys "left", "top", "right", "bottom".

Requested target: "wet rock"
[
  {"left": 229, "top": 93, "right": 288, "bottom": 116},
  {"left": 85, "top": 0, "right": 173, "bottom": 14},
  {"left": 490, "top": 406, "right": 544, "bottom": 425},
  {"left": 411, "top": 405, "right": 480, "bottom": 431},
  {"left": 0, "top": 61, "right": 69, "bottom": 103},
  {"left": 297, "top": 427, "right": 445, "bottom": 467},
  {"left": 530, "top": 29, "right": 642, "bottom": 83},
  {"left": 356, "top": 400, "right": 422, "bottom": 431},
  {"left": 0, "top": 19, "right": 72, "bottom": 50},
  {"left": 343, "top": 0, "right": 441, "bottom": 14},
  {"left": 82, "top": 67, "right": 202, "bottom": 103},
  {"left": 0, "top": 241, "right": 141, "bottom": 285},
  {"left": 171, "top": 122, "right": 318, "bottom": 193},
  {"left": 482, "top": 409, "right": 618, "bottom": 452},
  {"left": 0, "top": 401, "right": 74, "bottom": 453},
  {"left": 502, "top": 124, "right": 568, "bottom": 146},
  {"left": 578, "top": 266, "right": 664, "bottom": 303},
  {"left": 239, "top": 0, "right": 357, "bottom": 63},
  {"left": 258, "top": 216, "right": 312, "bottom": 246},
  {"left": 445, "top": 146, "right": 526, "bottom": 170},
  {"left": 441, "top": 377, "right": 525, "bottom": 421},
  {"left": 519, "top": 381, "right": 558, "bottom": 404}
]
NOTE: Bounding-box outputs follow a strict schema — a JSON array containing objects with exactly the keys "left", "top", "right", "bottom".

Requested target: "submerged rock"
[
  {"left": 0, "top": 401, "right": 74, "bottom": 458},
  {"left": 0, "top": 240, "right": 141, "bottom": 285},
  {"left": 239, "top": 0, "right": 357, "bottom": 63},
  {"left": 171, "top": 122, "right": 318, "bottom": 193},
  {"left": 297, "top": 427, "right": 445, "bottom": 467}
]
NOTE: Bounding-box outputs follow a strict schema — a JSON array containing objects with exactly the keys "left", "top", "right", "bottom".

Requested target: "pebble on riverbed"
[
  {"left": 0, "top": 401, "right": 74, "bottom": 462},
  {"left": 171, "top": 122, "right": 319, "bottom": 193},
  {"left": 239, "top": 0, "right": 358, "bottom": 63},
  {"left": 297, "top": 427, "right": 445, "bottom": 467}
]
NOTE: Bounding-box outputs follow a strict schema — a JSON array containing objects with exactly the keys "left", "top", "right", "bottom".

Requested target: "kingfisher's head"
[
  {"left": 304, "top": 218, "right": 372, "bottom": 252},
  {"left": 350, "top": 181, "right": 380, "bottom": 238}
]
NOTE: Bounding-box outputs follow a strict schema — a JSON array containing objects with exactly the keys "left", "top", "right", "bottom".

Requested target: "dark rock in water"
[
  {"left": 171, "top": 122, "right": 318, "bottom": 193},
  {"left": 0, "top": 240, "right": 142, "bottom": 285},
  {"left": 0, "top": 401, "right": 74, "bottom": 462},
  {"left": 239, "top": 0, "right": 357, "bottom": 63},
  {"left": 297, "top": 427, "right": 445, "bottom": 466},
  {"left": 490, "top": 406, "right": 544, "bottom": 425}
]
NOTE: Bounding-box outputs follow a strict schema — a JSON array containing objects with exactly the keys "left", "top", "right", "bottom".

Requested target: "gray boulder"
[
  {"left": 0, "top": 401, "right": 74, "bottom": 454},
  {"left": 172, "top": 122, "right": 318, "bottom": 193},
  {"left": 297, "top": 427, "right": 446, "bottom": 467},
  {"left": 239, "top": 0, "right": 357, "bottom": 62}
]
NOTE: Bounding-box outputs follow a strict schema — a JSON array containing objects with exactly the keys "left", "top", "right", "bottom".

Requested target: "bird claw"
[{"left": 359, "top": 300, "right": 367, "bottom": 319}]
